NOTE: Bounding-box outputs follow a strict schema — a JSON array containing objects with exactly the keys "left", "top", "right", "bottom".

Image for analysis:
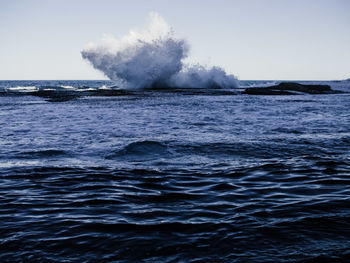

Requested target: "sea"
[{"left": 0, "top": 80, "right": 349, "bottom": 262}]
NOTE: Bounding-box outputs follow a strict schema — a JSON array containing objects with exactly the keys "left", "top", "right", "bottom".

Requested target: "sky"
[{"left": 0, "top": 0, "right": 349, "bottom": 80}]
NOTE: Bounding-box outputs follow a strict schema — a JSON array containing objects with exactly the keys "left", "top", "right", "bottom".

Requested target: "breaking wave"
[{"left": 81, "top": 13, "right": 238, "bottom": 89}]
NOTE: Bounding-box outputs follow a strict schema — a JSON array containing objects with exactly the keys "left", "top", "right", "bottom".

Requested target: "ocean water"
[{"left": 0, "top": 80, "right": 350, "bottom": 262}]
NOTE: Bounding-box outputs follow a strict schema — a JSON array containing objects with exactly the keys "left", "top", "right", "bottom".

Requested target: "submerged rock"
[
  {"left": 243, "top": 82, "right": 343, "bottom": 95},
  {"left": 28, "top": 90, "right": 81, "bottom": 102}
]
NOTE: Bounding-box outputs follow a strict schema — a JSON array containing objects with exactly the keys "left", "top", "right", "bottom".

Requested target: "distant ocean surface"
[{"left": 1, "top": 80, "right": 350, "bottom": 262}]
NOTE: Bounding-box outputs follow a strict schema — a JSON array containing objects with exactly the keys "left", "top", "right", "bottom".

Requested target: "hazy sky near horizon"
[{"left": 0, "top": 0, "right": 349, "bottom": 80}]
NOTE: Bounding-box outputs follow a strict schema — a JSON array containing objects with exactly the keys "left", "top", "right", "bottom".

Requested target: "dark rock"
[
  {"left": 243, "top": 88, "right": 296, "bottom": 95},
  {"left": 243, "top": 82, "right": 343, "bottom": 95},
  {"left": 29, "top": 90, "right": 81, "bottom": 102},
  {"left": 88, "top": 89, "right": 136, "bottom": 96}
]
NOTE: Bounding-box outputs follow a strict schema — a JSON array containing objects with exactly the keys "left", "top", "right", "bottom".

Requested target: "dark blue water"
[{"left": 1, "top": 80, "right": 350, "bottom": 262}]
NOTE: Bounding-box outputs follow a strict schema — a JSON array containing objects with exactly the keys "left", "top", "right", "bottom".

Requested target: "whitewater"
[{"left": 81, "top": 13, "right": 239, "bottom": 90}]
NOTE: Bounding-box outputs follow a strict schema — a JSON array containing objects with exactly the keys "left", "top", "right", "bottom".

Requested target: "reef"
[{"left": 243, "top": 82, "right": 343, "bottom": 95}]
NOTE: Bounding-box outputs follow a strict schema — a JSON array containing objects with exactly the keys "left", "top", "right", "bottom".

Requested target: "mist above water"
[{"left": 81, "top": 13, "right": 238, "bottom": 89}]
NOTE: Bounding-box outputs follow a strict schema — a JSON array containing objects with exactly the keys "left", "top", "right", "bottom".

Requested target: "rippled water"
[{"left": 1, "top": 80, "right": 350, "bottom": 262}]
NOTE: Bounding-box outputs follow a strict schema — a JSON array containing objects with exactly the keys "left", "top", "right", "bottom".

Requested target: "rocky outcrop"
[{"left": 243, "top": 82, "right": 342, "bottom": 95}]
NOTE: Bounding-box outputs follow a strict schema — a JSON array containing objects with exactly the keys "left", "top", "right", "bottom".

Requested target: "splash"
[{"left": 81, "top": 13, "right": 238, "bottom": 89}]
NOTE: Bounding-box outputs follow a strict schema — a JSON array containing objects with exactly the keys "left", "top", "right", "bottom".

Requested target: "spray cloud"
[{"left": 81, "top": 13, "right": 238, "bottom": 89}]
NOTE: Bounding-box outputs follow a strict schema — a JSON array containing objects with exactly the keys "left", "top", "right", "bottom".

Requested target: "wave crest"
[{"left": 106, "top": 140, "right": 169, "bottom": 160}]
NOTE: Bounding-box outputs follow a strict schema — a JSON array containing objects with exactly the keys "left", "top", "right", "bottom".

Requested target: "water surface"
[{"left": 1, "top": 80, "right": 350, "bottom": 262}]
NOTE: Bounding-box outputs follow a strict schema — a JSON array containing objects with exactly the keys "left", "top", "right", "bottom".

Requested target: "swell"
[
  {"left": 106, "top": 140, "right": 169, "bottom": 159},
  {"left": 1, "top": 162, "right": 350, "bottom": 262},
  {"left": 1, "top": 83, "right": 350, "bottom": 262},
  {"left": 104, "top": 135, "right": 350, "bottom": 160}
]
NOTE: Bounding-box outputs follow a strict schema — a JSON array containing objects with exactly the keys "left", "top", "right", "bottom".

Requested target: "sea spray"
[
  {"left": 81, "top": 13, "right": 238, "bottom": 89},
  {"left": 170, "top": 64, "right": 239, "bottom": 89}
]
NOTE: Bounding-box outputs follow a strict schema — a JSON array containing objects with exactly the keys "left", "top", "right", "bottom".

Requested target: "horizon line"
[{"left": 0, "top": 78, "right": 348, "bottom": 82}]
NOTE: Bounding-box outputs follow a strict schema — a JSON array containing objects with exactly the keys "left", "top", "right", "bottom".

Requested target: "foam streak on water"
[{"left": 0, "top": 80, "right": 350, "bottom": 262}]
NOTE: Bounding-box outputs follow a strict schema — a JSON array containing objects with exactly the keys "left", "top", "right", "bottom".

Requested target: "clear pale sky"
[{"left": 0, "top": 0, "right": 349, "bottom": 80}]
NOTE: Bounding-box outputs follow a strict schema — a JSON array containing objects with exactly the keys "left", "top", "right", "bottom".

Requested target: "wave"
[
  {"left": 81, "top": 13, "right": 238, "bottom": 90},
  {"left": 106, "top": 140, "right": 169, "bottom": 159}
]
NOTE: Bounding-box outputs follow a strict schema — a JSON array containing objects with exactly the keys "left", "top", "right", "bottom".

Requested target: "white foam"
[
  {"left": 7, "top": 86, "right": 38, "bottom": 92},
  {"left": 78, "top": 88, "right": 96, "bottom": 92},
  {"left": 61, "top": 85, "right": 76, "bottom": 90},
  {"left": 81, "top": 13, "right": 238, "bottom": 89},
  {"left": 99, "top": 85, "right": 112, "bottom": 90},
  {"left": 171, "top": 65, "right": 238, "bottom": 89}
]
